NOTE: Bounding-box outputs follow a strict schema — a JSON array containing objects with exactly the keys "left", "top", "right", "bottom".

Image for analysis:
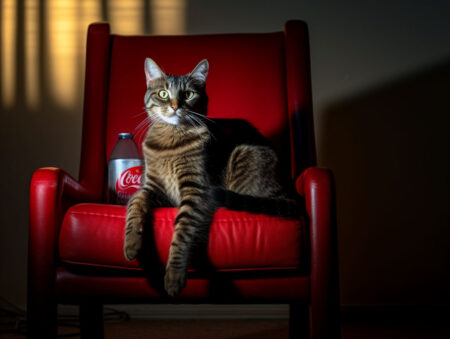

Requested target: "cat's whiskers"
[
  {"left": 135, "top": 113, "right": 151, "bottom": 130},
  {"left": 185, "top": 114, "right": 216, "bottom": 142},
  {"left": 131, "top": 108, "right": 148, "bottom": 119},
  {"left": 186, "top": 109, "right": 215, "bottom": 123},
  {"left": 187, "top": 115, "right": 207, "bottom": 130},
  {"left": 136, "top": 118, "right": 150, "bottom": 132},
  {"left": 138, "top": 107, "right": 170, "bottom": 139},
  {"left": 134, "top": 116, "right": 152, "bottom": 145}
]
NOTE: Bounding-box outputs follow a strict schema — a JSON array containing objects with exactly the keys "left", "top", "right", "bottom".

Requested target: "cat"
[{"left": 124, "top": 58, "right": 299, "bottom": 296}]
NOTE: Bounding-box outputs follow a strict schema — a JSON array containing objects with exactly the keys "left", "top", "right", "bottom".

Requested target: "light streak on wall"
[
  {"left": 0, "top": 0, "right": 187, "bottom": 111},
  {"left": 1, "top": 0, "right": 17, "bottom": 108},
  {"left": 47, "top": 0, "right": 78, "bottom": 109},
  {"left": 151, "top": 0, "right": 186, "bottom": 35},
  {"left": 47, "top": 0, "right": 101, "bottom": 110},
  {"left": 109, "top": 0, "right": 143, "bottom": 35},
  {"left": 79, "top": 1, "right": 102, "bottom": 40},
  {"left": 25, "top": 0, "right": 39, "bottom": 109},
  {"left": 78, "top": 0, "right": 102, "bottom": 98}
]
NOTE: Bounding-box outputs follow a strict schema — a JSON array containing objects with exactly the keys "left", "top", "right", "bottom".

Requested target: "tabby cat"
[{"left": 124, "top": 58, "right": 298, "bottom": 296}]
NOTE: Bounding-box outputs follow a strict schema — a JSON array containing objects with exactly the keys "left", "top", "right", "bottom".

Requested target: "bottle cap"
[{"left": 118, "top": 133, "right": 133, "bottom": 139}]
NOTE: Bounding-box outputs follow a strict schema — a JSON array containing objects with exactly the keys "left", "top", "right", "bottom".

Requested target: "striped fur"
[{"left": 124, "top": 59, "right": 297, "bottom": 296}]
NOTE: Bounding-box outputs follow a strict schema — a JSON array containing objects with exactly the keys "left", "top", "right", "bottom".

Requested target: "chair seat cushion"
[{"left": 59, "top": 203, "right": 305, "bottom": 272}]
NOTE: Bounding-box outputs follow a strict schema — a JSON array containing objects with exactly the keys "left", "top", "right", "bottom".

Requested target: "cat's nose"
[{"left": 171, "top": 104, "right": 178, "bottom": 110}]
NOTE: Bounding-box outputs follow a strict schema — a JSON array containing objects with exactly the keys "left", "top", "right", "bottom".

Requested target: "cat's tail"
[{"left": 212, "top": 187, "right": 305, "bottom": 218}]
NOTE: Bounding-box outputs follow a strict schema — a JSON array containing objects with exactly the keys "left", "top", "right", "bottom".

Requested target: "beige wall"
[{"left": 1, "top": 0, "right": 449, "bottom": 309}]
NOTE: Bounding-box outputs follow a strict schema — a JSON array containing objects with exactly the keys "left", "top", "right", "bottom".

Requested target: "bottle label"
[
  {"left": 108, "top": 159, "right": 144, "bottom": 204},
  {"left": 116, "top": 166, "right": 143, "bottom": 195}
]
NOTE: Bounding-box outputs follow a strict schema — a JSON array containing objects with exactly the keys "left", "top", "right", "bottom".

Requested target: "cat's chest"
[
  {"left": 161, "top": 166, "right": 181, "bottom": 205},
  {"left": 149, "top": 156, "right": 203, "bottom": 206}
]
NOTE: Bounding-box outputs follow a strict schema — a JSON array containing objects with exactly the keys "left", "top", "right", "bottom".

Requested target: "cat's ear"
[
  {"left": 190, "top": 59, "right": 209, "bottom": 82},
  {"left": 145, "top": 58, "right": 164, "bottom": 87}
]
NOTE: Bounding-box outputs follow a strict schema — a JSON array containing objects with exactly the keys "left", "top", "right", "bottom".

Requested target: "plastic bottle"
[{"left": 108, "top": 133, "right": 144, "bottom": 204}]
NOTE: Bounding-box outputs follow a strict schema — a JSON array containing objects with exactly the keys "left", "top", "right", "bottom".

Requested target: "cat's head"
[{"left": 144, "top": 58, "right": 209, "bottom": 126}]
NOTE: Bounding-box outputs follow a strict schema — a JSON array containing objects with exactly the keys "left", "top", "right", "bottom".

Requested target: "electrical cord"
[
  {"left": 0, "top": 297, "right": 27, "bottom": 336},
  {"left": 0, "top": 297, "right": 130, "bottom": 337}
]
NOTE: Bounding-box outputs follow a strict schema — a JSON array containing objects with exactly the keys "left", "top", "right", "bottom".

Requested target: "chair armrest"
[
  {"left": 295, "top": 166, "right": 337, "bottom": 278},
  {"left": 29, "top": 167, "right": 100, "bottom": 238},
  {"left": 28, "top": 167, "right": 101, "bottom": 312},
  {"left": 295, "top": 166, "right": 341, "bottom": 337},
  {"left": 295, "top": 166, "right": 334, "bottom": 220}
]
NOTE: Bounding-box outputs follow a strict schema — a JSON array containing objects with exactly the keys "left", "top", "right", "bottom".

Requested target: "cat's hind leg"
[{"left": 224, "top": 144, "right": 282, "bottom": 198}]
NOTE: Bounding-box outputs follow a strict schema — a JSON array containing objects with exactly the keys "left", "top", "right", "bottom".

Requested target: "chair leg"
[
  {"left": 79, "top": 302, "right": 104, "bottom": 339},
  {"left": 289, "top": 302, "right": 310, "bottom": 338},
  {"left": 27, "top": 298, "right": 58, "bottom": 338},
  {"left": 309, "top": 296, "right": 341, "bottom": 339}
]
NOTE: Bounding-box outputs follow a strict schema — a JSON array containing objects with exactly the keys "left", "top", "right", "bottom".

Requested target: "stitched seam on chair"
[
  {"left": 68, "top": 211, "right": 300, "bottom": 223},
  {"left": 69, "top": 211, "right": 125, "bottom": 219},
  {"left": 61, "top": 259, "right": 142, "bottom": 271},
  {"left": 60, "top": 259, "right": 300, "bottom": 272},
  {"left": 211, "top": 266, "right": 301, "bottom": 272},
  {"left": 68, "top": 211, "right": 177, "bottom": 223}
]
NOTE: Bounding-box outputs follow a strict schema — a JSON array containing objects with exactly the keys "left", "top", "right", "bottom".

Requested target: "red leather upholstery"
[
  {"left": 55, "top": 266, "right": 310, "bottom": 301},
  {"left": 28, "top": 21, "right": 340, "bottom": 339},
  {"left": 59, "top": 204, "right": 304, "bottom": 271}
]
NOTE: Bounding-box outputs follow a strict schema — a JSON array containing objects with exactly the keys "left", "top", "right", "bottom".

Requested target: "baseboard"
[
  {"left": 341, "top": 304, "right": 450, "bottom": 323},
  {"left": 58, "top": 303, "right": 450, "bottom": 321},
  {"left": 59, "top": 304, "right": 290, "bottom": 320}
]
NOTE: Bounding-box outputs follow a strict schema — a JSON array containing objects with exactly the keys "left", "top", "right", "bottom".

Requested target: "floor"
[{"left": 2, "top": 317, "right": 450, "bottom": 338}]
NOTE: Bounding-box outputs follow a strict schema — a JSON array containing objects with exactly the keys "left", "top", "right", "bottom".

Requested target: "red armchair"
[{"left": 28, "top": 21, "right": 340, "bottom": 338}]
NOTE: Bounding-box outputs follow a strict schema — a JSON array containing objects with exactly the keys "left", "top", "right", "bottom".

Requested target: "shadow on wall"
[{"left": 321, "top": 60, "right": 450, "bottom": 306}]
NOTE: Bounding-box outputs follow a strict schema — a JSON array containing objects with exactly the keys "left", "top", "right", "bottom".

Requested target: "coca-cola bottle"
[{"left": 108, "top": 133, "right": 144, "bottom": 204}]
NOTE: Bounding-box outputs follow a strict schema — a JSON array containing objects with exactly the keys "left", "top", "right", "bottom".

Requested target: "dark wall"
[{"left": 322, "top": 61, "right": 450, "bottom": 306}]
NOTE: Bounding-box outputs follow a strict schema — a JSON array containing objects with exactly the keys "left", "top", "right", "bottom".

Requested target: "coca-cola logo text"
[{"left": 116, "top": 166, "right": 143, "bottom": 195}]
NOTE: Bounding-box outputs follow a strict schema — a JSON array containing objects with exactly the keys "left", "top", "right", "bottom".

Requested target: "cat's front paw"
[
  {"left": 164, "top": 265, "right": 187, "bottom": 296},
  {"left": 123, "top": 230, "right": 142, "bottom": 261}
]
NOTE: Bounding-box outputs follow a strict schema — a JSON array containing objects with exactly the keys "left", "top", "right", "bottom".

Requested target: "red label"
[{"left": 116, "top": 166, "right": 143, "bottom": 197}]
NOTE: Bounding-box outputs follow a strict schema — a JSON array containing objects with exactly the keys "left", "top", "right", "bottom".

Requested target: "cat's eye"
[
  {"left": 185, "top": 91, "right": 195, "bottom": 100},
  {"left": 158, "top": 90, "right": 169, "bottom": 99}
]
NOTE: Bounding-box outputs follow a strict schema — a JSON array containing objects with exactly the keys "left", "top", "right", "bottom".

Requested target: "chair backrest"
[{"left": 78, "top": 21, "right": 315, "bottom": 200}]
